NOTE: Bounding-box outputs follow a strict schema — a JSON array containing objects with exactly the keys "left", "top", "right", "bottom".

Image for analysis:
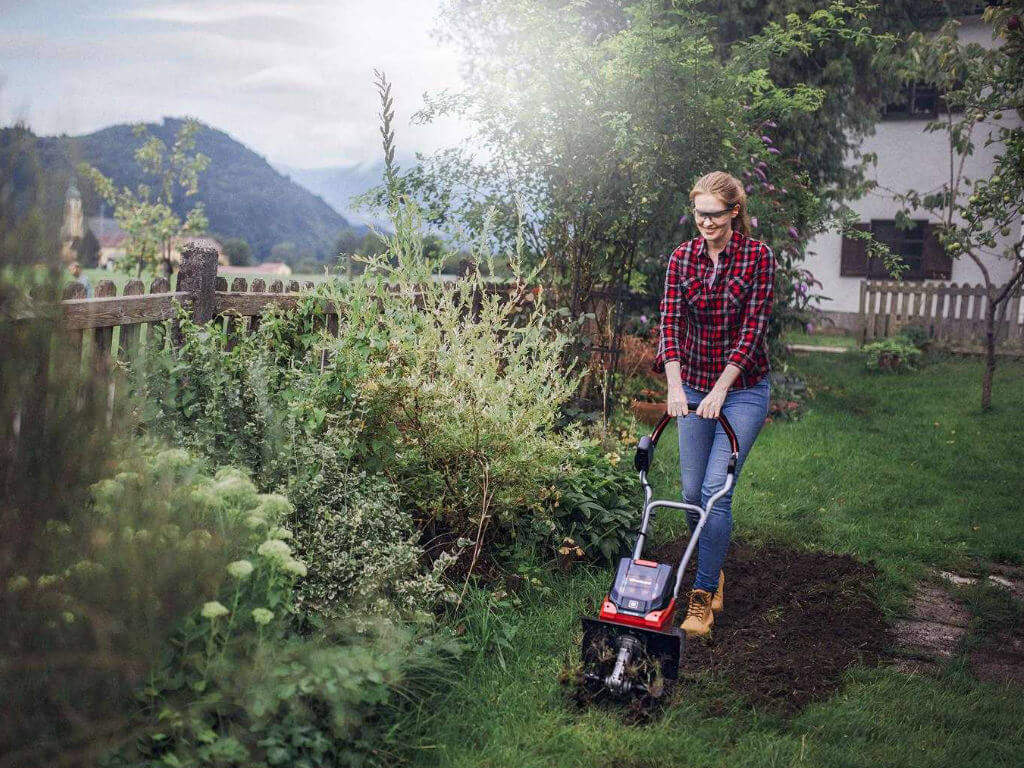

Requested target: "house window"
[
  {"left": 882, "top": 84, "right": 940, "bottom": 120},
  {"left": 883, "top": 79, "right": 966, "bottom": 119},
  {"left": 840, "top": 220, "right": 952, "bottom": 281}
]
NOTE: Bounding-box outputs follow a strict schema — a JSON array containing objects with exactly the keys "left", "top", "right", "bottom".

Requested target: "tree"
[
  {"left": 403, "top": 0, "right": 891, "bottom": 410},
  {"left": 75, "top": 228, "right": 100, "bottom": 268},
  {"left": 441, "top": 0, "right": 967, "bottom": 199},
  {"left": 891, "top": 4, "right": 1023, "bottom": 409},
  {"left": 0, "top": 124, "right": 61, "bottom": 268},
  {"left": 79, "top": 118, "right": 210, "bottom": 277},
  {"left": 694, "top": 0, "right": 977, "bottom": 197},
  {"left": 222, "top": 237, "right": 253, "bottom": 266}
]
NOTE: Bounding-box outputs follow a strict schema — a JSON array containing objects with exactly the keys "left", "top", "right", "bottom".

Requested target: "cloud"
[
  {"left": 0, "top": 0, "right": 473, "bottom": 167},
  {"left": 121, "top": 1, "right": 302, "bottom": 24},
  {"left": 239, "top": 65, "right": 327, "bottom": 93}
]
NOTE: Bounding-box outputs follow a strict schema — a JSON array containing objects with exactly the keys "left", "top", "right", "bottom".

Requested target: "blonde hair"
[{"left": 689, "top": 171, "right": 751, "bottom": 237}]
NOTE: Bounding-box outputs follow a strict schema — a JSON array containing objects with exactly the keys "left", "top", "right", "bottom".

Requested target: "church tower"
[{"left": 60, "top": 180, "right": 84, "bottom": 265}]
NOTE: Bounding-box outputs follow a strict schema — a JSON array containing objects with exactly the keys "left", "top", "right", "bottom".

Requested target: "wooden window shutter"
[
  {"left": 922, "top": 223, "right": 952, "bottom": 279},
  {"left": 840, "top": 223, "right": 871, "bottom": 277}
]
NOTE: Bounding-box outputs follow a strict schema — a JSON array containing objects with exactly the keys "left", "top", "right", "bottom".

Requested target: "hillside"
[
  {"left": 275, "top": 161, "right": 392, "bottom": 230},
  {"left": 16, "top": 118, "right": 366, "bottom": 261}
]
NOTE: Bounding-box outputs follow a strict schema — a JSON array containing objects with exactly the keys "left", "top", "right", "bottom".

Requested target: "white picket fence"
[{"left": 859, "top": 280, "right": 1024, "bottom": 346}]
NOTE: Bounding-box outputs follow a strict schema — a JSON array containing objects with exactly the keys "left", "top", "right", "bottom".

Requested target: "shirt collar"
[{"left": 697, "top": 229, "right": 744, "bottom": 261}]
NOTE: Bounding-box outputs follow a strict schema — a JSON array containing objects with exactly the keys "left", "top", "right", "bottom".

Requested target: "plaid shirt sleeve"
[
  {"left": 653, "top": 246, "right": 688, "bottom": 374},
  {"left": 726, "top": 243, "right": 775, "bottom": 372}
]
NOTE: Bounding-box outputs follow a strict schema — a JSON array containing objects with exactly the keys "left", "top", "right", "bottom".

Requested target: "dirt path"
[{"left": 893, "top": 569, "right": 1024, "bottom": 685}]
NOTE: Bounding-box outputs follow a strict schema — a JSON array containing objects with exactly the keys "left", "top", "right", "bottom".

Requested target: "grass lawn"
[
  {"left": 783, "top": 330, "right": 859, "bottom": 349},
  {"left": 401, "top": 353, "right": 1024, "bottom": 768}
]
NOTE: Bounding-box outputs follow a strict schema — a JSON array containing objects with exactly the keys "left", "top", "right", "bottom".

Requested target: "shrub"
[
  {"left": 543, "top": 434, "right": 637, "bottom": 564},
  {"left": 135, "top": 299, "right": 365, "bottom": 493},
  {"left": 287, "top": 445, "right": 456, "bottom": 618},
  {"left": 864, "top": 336, "right": 923, "bottom": 372},
  {"left": 136, "top": 194, "right": 580, "bottom": 600},
  {"left": 84, "top": 451, "right": 460, "bottom": 768},
  {"left": 318, "top": 202, "right": 579, "bottom": 569},
  {"left": 900, "top": 324, "right": 931, "bottom": 350},
  {"left": 117, "top": 615, "right": 460, "bottom": 768},
  {"left": 2, "top": 442, "right": 296, "bottom": 766}
]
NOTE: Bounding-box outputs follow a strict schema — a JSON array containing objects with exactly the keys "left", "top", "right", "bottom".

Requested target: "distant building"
[
  {"left": 88, "top": 216, "right": 128, "bottom": 269},
  {"left": 61, "top": 195, "right": 229, "bottom": 271},
  {"left": 59, "top": 182, "right": 84, "bottom": 265}
]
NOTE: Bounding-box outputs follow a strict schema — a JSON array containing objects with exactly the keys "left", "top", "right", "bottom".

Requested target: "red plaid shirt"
[{"left": 653, "top": 230, "right": 775, "bottom": 391}]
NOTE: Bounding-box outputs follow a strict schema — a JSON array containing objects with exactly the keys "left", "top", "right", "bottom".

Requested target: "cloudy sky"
[{"left": 0, "top": 0, "right": 470, "bottom": 168}]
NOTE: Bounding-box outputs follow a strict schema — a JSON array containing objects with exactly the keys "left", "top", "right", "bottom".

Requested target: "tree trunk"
[{"left": 981, "top": 297, "right": 996, "bottom": 410}]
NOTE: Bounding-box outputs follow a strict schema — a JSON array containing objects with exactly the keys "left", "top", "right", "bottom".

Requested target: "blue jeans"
[{"left": 677, "top": 376, "right": 770, "bottom": 592}]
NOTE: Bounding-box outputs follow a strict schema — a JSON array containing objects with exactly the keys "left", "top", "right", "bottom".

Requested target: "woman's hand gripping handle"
[{"left": 664, "top": 360, "right": 688, "bottom": 417}]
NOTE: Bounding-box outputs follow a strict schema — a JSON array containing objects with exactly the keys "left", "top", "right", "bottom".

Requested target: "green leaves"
[
  {"left": 78, "top": 117, "right": 210, "bottom": 276},
  {"left": 546, "top": 436, "right": 637, "bottom": 564},
  {"left": 863, "top": 335, "right": 923, "bottom": 372}
]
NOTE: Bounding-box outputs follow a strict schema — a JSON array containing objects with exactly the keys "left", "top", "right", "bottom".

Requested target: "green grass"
[
  {"left": 783, "top": 330, "right": 859, "bottom": 349},
  {"left": 400, "top": 353, "right": 1024, "bottom": 767}
]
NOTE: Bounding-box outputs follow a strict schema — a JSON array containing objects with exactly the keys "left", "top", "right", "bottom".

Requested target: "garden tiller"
[{"left": 581, "top": 407, "right": 739, "bottom": 696}]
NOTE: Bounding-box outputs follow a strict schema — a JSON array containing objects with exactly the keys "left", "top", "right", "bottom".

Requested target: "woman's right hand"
[{"left": 667, "top": 383, "right": 688, "bottom": 418}]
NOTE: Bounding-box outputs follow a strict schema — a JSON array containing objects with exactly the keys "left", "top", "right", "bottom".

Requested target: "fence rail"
[
  {"left": 859, "top": 280, "right": 1024, "bottom": 346},
  {"left": 49, "top": 244, "right": 536, "bottom": 371},
  {"left": 49, "top": 246, "right": 336, "bottom": 371}
]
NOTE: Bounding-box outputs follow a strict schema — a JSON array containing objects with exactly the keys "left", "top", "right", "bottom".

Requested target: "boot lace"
[{"left": 686, "top": 590, "right": 711, "bottom": 620}]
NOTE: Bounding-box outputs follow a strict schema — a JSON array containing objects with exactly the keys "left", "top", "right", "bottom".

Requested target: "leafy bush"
[
  {"left": 543, "top": 435, "right": 637, "bottom": 564},
  {"left": 136, "top": 298, "right": 363, "bottom": 493},
  {"left": 900, "top": 324, "right": 931, "bottom": 350},
  {"left": 137, "top": 191, "right": 581, "bottom": 607},
  {"left": 81, "top": 450, "right": 459, "bottom": 768},
  {"left": 1, "top": 443, "right": 250, "bottom": 764},
  {"left": 137, "top": 299, "right": 464, "bottom": 613},
  {"left": 322, "top": 204, "right": 579, "bottom": 559},
  {"left": 287, "top": 446, "right": 456, "bottom": 618},
  {"left": 864, "top": 336, "right": 923, "bottom": 372},
  {"left": 115, "top": 614, "right": 459, "bottom": 768}
]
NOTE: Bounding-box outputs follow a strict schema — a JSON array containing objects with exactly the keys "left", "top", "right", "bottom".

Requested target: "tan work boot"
[
  {"left": 680, "top": 589, "right": 714, "bottom": 638},
  {"left": 711, "top": 571, "right": 725, "bottom": 614}
]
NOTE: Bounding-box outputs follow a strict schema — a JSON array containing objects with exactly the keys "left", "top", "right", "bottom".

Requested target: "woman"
[{"left": 653, "top": 171, "right": 775, "bottom": 638}]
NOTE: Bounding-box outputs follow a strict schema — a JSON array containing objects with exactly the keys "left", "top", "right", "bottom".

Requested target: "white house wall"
[{"left": 802, "top": 15, "right": 1023, "bottom": 323}]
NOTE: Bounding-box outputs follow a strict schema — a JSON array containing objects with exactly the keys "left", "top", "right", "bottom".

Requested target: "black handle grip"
[{"left": 634, "top": 407, "right": 740, "bottom": 474}]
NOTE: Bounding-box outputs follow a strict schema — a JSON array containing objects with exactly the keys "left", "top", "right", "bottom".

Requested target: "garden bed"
[{"left": 646, "top": 538, "right": 889, "bottom": 713}]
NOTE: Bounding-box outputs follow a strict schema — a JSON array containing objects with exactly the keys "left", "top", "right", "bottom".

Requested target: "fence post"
[
  {"left": 172, "top": 243, "right": 218, "bottom": 349},
  {"left": 62, "top": 282, "right": 87, "bottom": 361}
]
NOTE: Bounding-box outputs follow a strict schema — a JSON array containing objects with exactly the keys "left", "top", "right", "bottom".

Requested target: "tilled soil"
[{"left": 638, "top": 538, "right": 889, "bottom": 713}]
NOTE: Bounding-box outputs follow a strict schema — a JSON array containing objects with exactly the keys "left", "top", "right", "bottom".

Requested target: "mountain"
[
  {"left": 13, "top": 118, "right": 367, "bottom": 261},
  {"left": 274, "top": 161, "right": 392, "bottom": 230}
]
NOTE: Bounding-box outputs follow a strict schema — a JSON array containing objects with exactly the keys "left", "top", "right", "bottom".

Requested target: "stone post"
[{"left": 172, "top": 242, "right": 219, "bottom": 349}]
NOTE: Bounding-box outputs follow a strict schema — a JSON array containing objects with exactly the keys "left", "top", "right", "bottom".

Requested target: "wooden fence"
[
  {"left": 57, "top": 244, "right": 338, "bottom": 369},
  {"left": 859, "top": 280, "right": 1024, "bottom": 347},
  {"left": 53, "top": 243, "right": 536, "bottom": 373}
]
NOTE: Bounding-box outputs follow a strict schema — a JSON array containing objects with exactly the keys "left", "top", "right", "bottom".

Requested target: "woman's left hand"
[{"left": 696, "top": 385, "right": 728, "bottom": 419}]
